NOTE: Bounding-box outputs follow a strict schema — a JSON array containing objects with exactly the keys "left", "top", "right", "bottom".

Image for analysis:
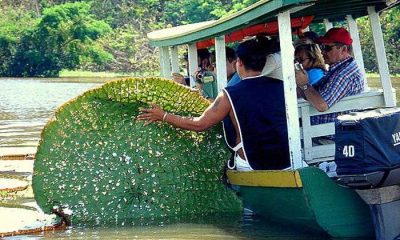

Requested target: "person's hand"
[
  {"left": 295, "top": 68, "right": 309, "bottom": 87},
  {"left": 172, "top": 73, "right": 185, "bottom": 85},
  {"left": 193, "top": 67, "right": 202, "bottom": 76},
  {"left": 207, "top": 63, "right": 215, "bottom": 72},
  {"left": 137, "top": 103, "right": 166, "bottom": 126}
]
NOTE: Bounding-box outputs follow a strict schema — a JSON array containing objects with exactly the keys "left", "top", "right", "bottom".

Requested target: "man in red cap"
[{"left": 295, "top": 27, "right": 364, "bottom": 125}]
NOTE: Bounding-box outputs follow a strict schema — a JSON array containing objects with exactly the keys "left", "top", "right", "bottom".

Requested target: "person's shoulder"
[
  {"left": 308, "top": 68, "right": 325, "bottom": 74},
  {"left": 266, "top": 53, "right": 281, "bottom": 64},
  {"left": 307, "top": 68, "right": 325, "bottom": 85},
  {"left": 260, "top": 75, "right": 283, "bottom": 83},
  {"left": 252, "top": 76, "right": 284, "bottom": 89},
  {"left": 341, "top": 57, "right": 363, "bottom": 76},
  {"left": 227, "top": 73, "right": 241, "bottom": 87}
]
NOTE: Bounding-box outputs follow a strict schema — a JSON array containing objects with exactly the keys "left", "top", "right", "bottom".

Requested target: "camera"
[
  {"left": 195, "top": 69, "right": 207, "bottom": 83},
  {"left": 294, "top": 61, "right": 303, "bottom": 71},
  {"left": 195, "top": 69, "right": 214, "bottom": 83}
]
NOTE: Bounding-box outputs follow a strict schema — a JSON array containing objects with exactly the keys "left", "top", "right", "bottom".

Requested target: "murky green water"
[
  {"left": 0, "top": 77, "right": 398, "bottom": 239},
  {"left": 2, "top": 212, "right": 328, "bottom": 239}
]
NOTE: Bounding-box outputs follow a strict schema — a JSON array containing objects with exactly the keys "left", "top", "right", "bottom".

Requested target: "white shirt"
[{"left": 261, "top": 52, "right": 283, "bottom": 80}]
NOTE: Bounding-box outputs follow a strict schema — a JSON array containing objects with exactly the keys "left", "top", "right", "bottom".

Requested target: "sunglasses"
[
  {"left": 320, "top": 44, "right": 341, "bottom": 52},
  {"left": 295, "top": 57, "right": 310, "bottom": 63}
]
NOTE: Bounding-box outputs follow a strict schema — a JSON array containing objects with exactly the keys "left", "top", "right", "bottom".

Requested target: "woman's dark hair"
[
  {"left": 197, "top": 48, "right": 210, "bottom": 61},
  {"left": 236, "top": 38, "right": 267, "bottom": 71},
  {"left": 225, "top": 47, "right": 237, "bottom": 63},
  {"left": 254, "top": 34, "right": 280, "bottom": 55},
  {"left": 303, "top": 31, "right": 319, "bottom": 42}
]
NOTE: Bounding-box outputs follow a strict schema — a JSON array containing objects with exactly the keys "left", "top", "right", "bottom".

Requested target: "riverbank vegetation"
[{"left": 0, "top": 1, "right": 399, "bottom": 77}]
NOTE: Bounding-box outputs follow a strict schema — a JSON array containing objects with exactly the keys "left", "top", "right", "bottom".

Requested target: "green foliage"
[
  {"left": 358, "top": 7, "right": 400, "bottom": 74},
  {"left": 64, "top": 0, "right": 259, "bottom": 74},
  {"left": 33, "top": 77, "right": 242, "bottom": 225},
  {"left": 161, "top": 0, "right": 258, "bottom": 26},
  {"left": 9, "top": 2, "right": 112, "bottom": 77},
  {"left": 0, "top": 4, "right": 37, "bottom": 76},
  {"left": 88, "top": 25, "right": 159, "bottom": 75}
]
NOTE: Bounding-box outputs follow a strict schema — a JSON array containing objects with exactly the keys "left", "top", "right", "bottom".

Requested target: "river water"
[
  {"left": 0, "top": 77, "right": 329, "bottom": 239},
  {"left": 0, "top": 78, "right": 106, "bottom": 154}
]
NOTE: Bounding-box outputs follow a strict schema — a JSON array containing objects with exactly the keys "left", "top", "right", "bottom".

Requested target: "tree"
[
  {"left": 160, "top": 0, "right": 258, "bottom": 26},
  {"left": 10, "top": 2, "right": 112, "bottom": 77},
  {"left": 0, "top": 3, "right": 37, "bottom": 76},
  {"left": 357, "top": 7, "right": 400, "bottom": 74},
  {"left": 85, "top": 0, "right": 260, "bottom": 74}
]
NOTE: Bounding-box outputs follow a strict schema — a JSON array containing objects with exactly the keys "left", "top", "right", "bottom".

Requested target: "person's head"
[
  {"left": 317, "top": 27, "right": 353, "bottom": 65},
  {"left": 210, "top": 47, "right": 237, "bottom": 79},
  {"left": 225, "top": 47, "right": 237, "bottom": 79},
  {"left": 265, "top": 36, "right": 280, "bottom": 54},
  {"left": 302, "top": 31, "right": 319, "bottom": 43},
  {"left": 197, "top": 48, "right": 211, "bottom": 69},
  {"left": 294, "top": 31, "right": 319, "bottom": 47},
  {"left": 255, "top": 34, "right": 280, "bottom": 54},
  {"left": 236, "top": 38, "right": 267, "bottom": 78},
  {"left": 295, "top": 44, "right": 326, "bottom": 71}
]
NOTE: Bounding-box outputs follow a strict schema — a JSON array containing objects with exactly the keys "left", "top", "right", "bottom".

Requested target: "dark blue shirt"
[{"left": 222, "top": 76, "right": 290, "bottom": 170}]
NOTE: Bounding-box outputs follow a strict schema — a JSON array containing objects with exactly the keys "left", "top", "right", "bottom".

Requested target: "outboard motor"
[{"left": 335, "top": 107, "right": 400, "bottom": 240}]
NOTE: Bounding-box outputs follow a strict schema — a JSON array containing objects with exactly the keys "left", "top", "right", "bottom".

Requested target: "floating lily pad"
[
  {"left": 33, "top": 78, "right": 242, "bottom": 226},
  {"left": 0, "top": 207, "right": 58, "bottom": 236},
  {"left": 0, "top": 178, "right": 28, "bottom": 192},
  {"left": 0, "top": 160, "right": 34, "bottom": 174}
]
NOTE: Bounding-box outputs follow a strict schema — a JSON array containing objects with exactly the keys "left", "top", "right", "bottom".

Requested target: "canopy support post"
[
  {"left": 160, "top": 46, "right": 171, "bottom": 79},
  {"left": 323, "top": 18, "right": 333, "bottom": 31},
  {"left": 368, "top": 6, "right": 396, "bottom": 107},
  {"left": 215, "top": 35, "right": 227, "bottom": 91},
  {"left": 346, "top": 14, "right": 368, "bottom": 90},
  {"left": 187, "top": 43, "right": 198, "bottom": 88},
  {"left": 278, "top": 10, "right": 305, "bottom": 169},
  {"left": 170, "top": 46, "right": 180, "bottom": 74}
]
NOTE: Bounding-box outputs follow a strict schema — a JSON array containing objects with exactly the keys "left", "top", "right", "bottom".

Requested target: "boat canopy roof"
[{"left": 148, "top": 0, "right": 396, "bottom": 47}]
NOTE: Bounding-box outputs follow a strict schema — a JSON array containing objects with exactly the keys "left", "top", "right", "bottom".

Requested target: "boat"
[{"left": 147, "top": 0, "right": 400, "bottom": 238}]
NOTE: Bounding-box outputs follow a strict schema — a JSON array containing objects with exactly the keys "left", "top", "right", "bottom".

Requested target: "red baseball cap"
[{"left": 317, "top": 27, "right": 353, "bottom": 45}]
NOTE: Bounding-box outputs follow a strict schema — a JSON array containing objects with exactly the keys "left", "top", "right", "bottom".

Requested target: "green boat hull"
[{"left": 231, "top": 167, "right": 374, "bottom": 238}]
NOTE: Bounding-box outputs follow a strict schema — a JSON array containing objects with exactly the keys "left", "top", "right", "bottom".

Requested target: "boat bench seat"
[{"left": 297, "top": 90, "right": 386, "bottom": 165}]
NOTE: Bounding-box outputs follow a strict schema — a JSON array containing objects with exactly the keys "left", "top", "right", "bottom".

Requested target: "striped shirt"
[{"left": 312, "top": 57, "right": 364, "bottom": 125}]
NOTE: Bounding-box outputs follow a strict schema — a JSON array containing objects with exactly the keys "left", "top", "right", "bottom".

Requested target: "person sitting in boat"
[
  {"left": 294, "top": 43, "right": 326, "bottom": 86},
  {"left": 210, "top": 47, "right": 241, "bottom": 87},
  {"left": 295, "top": 27, "right": 364, "bottom": 125},
  {"left": 260, "top": 35, "right": 283, "bottom": 81},
  {"left": 222, "top": 47, "right": 241, "bottom": 87},
  {"left": 172, "top": 49, "right": 218, "bottom": 100},
  {"left": 138, "top": 38, "right": 290, "bottom": 171}
]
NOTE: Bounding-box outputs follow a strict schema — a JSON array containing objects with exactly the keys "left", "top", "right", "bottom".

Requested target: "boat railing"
[{"left": 298, "top": 89, "right": 387, "bottom": 164}]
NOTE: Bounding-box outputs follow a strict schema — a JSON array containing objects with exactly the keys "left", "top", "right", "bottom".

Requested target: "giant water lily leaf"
[{"left": 33, "top": 77, "right": 241, "bottom": 225}]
